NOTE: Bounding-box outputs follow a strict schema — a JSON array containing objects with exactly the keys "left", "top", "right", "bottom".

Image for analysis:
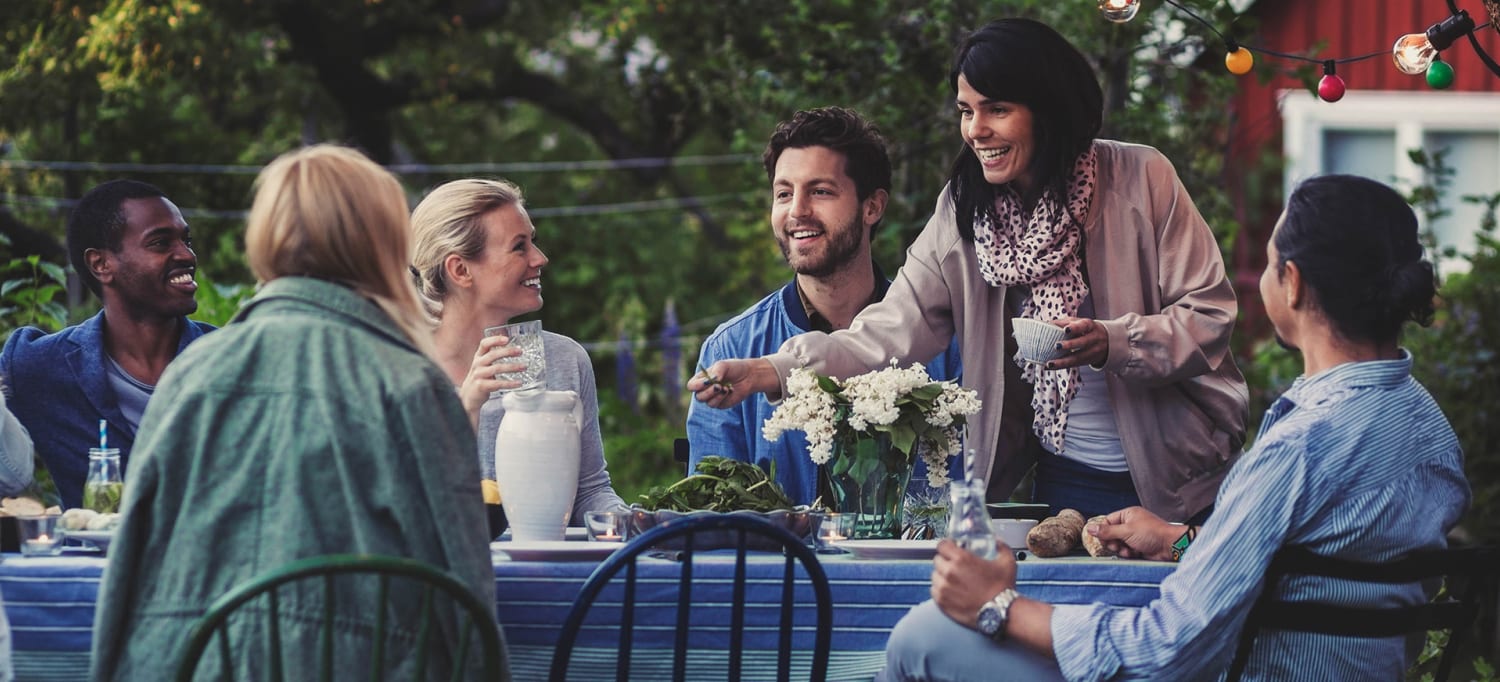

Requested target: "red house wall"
[{"left": 1225, "top": 0, "right": 1500, "bottom": 341}]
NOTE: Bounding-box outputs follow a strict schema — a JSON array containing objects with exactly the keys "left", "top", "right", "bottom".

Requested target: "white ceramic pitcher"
[{"left": 494, "top": 390, "right": 583, "bottom": 542}]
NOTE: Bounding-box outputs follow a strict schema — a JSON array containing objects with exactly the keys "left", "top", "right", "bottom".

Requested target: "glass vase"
[{"left": 824, "top": 431, "right": 913, "bottom": 539}]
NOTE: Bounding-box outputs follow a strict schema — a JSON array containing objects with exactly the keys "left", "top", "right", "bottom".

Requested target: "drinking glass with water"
[{"left": 483, "top": 320, "right": 547, "bottom": 396}]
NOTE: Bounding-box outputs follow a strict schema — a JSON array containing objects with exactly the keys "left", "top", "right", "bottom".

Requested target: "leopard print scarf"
[{"left": 972, "top": 145, "right": 1098, "bottom": 454}]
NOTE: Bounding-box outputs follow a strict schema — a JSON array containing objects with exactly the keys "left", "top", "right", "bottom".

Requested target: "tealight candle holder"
[
  {"left": 584, "top": 511, "right": 628, "bottom": 543},
  {"left": 18, "top": 515, "right": 63, "bottom": 557},
  {"left": 814, "top": 512, "right": 853, "bottom": 553}
]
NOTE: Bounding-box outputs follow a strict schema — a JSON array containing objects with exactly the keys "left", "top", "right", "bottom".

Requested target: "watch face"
[{"left": 977, "top": 604, "right": 1002, "bottom": 636}]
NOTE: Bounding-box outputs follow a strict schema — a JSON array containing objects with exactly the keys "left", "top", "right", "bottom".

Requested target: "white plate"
[
  {"left": 63, "top": 529, "right": 115, "bottom": 553},
  {"left": 490, "top": 540, "right": 623, "bottom": 562},
  {"left": 498, "top": 527, "right": 591, "bottom": 542},
  {"left": 838, "top": 539, "right": 939, "bottom": 560}
]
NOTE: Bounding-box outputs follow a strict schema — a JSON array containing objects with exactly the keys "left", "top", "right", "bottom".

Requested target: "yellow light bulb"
[
  {"left": 1393, "top": 32, "right": 1438, "bottom": 75},
  {"left": 1098, "top": 0, "right": 1140, "bottom": 24},
  {"left": 1225, "top": 48, "right": 1254, "bottom": 75}
]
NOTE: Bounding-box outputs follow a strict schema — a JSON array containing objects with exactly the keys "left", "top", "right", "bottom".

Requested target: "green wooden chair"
[{"left": 175, "top": 554, "right": 507, "bottom": 682}]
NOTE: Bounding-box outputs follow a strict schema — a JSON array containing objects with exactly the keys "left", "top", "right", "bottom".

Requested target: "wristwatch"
[{"left": 976, "top": 588, "right": 1019, "bottom": 641}]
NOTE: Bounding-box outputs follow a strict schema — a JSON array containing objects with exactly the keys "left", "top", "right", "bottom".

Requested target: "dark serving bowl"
[{"left": 626, "top": 506, "right": 820, "bottom": 551}]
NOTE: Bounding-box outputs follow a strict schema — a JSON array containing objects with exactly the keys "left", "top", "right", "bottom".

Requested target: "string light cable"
[
  {"left": 1098, "top": 0, "right": 1499, "bottom": 100},
  {"left": 0, "top": 189, "right": 759, "bottom": 221},
  {"left": 0, "top": 153, "right": 756, "bottom": 176}
]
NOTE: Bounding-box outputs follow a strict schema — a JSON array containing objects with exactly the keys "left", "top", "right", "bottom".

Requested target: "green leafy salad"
[{"left": 638, "top": 456, "right": 796, "bottom": 513}]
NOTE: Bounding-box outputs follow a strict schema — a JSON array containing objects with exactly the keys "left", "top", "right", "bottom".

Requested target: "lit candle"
[
  {"left": 820, "top": 514, "right": 847, "bottom": 542},
  {"left": 23, "top": 534, "right": 59, "bottom": 555},
  {"left": 599, "top": 529, "right": 621, "bottom": 541}
]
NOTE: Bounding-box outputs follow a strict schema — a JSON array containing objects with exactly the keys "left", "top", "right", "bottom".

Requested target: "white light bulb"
[
  {"left": 1099, "top": 0, "right": 1141, "bottom": 24},
  {"left": 1393, "top": 32, "right": 1438, "bottom": 75}
]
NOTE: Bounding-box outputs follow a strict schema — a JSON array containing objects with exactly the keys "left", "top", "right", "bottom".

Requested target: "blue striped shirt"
[{"left": 1050, "top": 350, "right": 1469, "bottom": 681}]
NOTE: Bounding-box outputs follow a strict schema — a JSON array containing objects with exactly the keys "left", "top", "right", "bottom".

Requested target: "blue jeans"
[
  {"left": 878, "top": 601, "right": 1067, "bottom": 682},
  {"left": 1031, "top": 453, "right": 1140, "bottom": 520}
]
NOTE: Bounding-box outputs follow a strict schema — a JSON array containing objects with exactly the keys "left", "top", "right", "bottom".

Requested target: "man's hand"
[
  {"left": 1086, "top": 506, "right": 1183, "bottom": 561},
  {"left": 1045, "top": 317, "right": 1108, "bottom": 370},
  {"left": 687, "top": 358, "right": 776, "bottom": 409},
  {"left": 930, "top": 539, "right": 1016, "bottom": 628}
]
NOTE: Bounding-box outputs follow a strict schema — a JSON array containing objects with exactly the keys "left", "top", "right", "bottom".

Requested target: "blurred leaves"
[
  {"left": 0, "top": 254, "right": 69, "bottom": 331},
  {"left": 1, "top": 0, "right": 1258, "bottom": 497}
]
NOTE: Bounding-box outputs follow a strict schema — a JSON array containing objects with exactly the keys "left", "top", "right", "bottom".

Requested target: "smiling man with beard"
[
  {"left": 686, "top": 107, "right": 962, "bottom": 506},
  {"left": 0, "top": 180, "right": 213, "bottom": 508}
]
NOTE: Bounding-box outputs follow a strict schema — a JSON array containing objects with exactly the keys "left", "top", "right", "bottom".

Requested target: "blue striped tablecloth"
[{"left": 0, "top": 550, "right": 1175, "bottom": 681}]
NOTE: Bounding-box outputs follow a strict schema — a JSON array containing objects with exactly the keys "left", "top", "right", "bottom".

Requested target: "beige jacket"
[{"left": 767, "top": 140, "right": 1248, "bottom": 521}]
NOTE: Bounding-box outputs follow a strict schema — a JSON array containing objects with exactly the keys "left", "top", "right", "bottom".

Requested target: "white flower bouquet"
[{"left": 762, "top": 360, "right": 981, "bottom": 489}]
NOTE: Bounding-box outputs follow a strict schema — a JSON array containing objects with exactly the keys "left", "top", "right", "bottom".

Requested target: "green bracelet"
[{"left": 1169, "top": 525, "right": 1197, "bottom": 562}]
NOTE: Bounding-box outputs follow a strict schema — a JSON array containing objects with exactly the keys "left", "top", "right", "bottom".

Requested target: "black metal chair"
[
  {"left": 1227, "top": 544, "right": 1500, "bottom": 682},
  {"left": 549, "top": 513, "right": 833, "bottom": 682},
  {"left": 175, "top": 554, "right": 508, "bottom": 682}
]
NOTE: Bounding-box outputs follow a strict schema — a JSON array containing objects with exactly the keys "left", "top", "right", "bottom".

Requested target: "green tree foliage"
[{"left": 0, "top": 0, "right": 1266, "bottom": 495}]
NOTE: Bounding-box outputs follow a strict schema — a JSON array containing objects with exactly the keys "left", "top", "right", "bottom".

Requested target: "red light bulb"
[{"left": 1318, "top": 60, "right": 1346, "bottom": 102}]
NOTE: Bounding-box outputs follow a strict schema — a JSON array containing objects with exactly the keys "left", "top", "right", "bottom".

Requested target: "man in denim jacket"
[{"left": 0, "top": 180, "right": 212, "bottom": 508}]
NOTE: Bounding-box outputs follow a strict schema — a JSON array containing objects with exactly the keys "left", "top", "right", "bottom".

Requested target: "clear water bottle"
[
  {"left": 84, "top": 448, "right": 124, "bottom": 513},
  {"left": 947, "top": 478, "right": 997, "bottom": 560}
]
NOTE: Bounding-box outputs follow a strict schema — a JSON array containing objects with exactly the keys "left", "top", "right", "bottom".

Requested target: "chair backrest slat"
[
  {"left": 728, "top": 533, "right": 748, "bottom": 682},
  {"left": 412, "top": 584, "right": 435, "bottom": 679},
  {"left": 216, "top": 627, "right": 233, "bottom": 682},
  {"left": 174, "top": 554, "right": 507, "bottom": 682},
  {"left": 672, "top": 533, "right": 696, "bottom": 682},
  {"left": 617, "top": 561, "right": 638, "bottom": 680},
  {"left": 450, "top": 617, "right": 474, "bottom": 682},
  {"left": 549, "top": 513, "right": 833, "bottom": 682},
  {"left": 370, "top": 574, "right": 388, "bottom": 682},
  {"left": 778, "top": 555, "right": 794, "bottom": 682},
  {"left": 1227, "top": 545, "right": 1499, "bottom": 682},
  {"left": 320, "top": 574, "right": 334, "bottom": 682},
  {"left": 267, "top": 588, "right": 283, "bottom": 682}
]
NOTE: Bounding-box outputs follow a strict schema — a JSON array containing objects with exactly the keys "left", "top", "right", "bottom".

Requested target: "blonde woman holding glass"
[{"left": 410, "top": 179, "right": 625, "bottom": 519}]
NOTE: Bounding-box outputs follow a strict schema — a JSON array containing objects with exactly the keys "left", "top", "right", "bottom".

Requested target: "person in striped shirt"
[{"left": 880, "top": 173, "right": 1470, "bottom": 681}]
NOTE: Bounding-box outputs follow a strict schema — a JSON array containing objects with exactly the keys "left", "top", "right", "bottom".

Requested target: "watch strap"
[
  {"left": 1169, "top": 525, "right": 1197, "bottom": 562},
  {"left": 986, "top": 588, "right": 1019, "bottom": 642}
]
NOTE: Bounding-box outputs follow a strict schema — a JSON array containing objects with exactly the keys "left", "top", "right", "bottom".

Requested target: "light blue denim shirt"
[{"left": 1051, "top": 350, "right": 1469, "bottom": 681}]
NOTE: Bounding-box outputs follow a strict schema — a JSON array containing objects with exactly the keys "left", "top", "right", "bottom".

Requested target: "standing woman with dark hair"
[{"left": 691, "top": 18, "right": 1248, "bottom": 524}]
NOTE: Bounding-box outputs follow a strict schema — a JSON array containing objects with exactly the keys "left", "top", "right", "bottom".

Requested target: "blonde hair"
[
  {"left": 245, "top": 145, "right": 437, "bottom": 358},
  {"left": 409, "top": 178, "right": 525, "bottom": 322}
]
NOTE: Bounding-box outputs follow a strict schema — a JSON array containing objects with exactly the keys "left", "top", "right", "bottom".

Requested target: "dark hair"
[
  {"left": 1275, "top": 174, "right": 1437, "bottom": 344},
  {"left": 66, "top": 179, "right": 169, "bottom": 297},
  {"left": 762, "top": 106, "right": 892, "bottom": 232},
  {"left": 946, "top": 18, "right": 1103, "bottom": 241}
]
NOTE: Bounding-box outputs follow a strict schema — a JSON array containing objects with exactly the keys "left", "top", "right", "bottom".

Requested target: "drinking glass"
[
  {"left": 584, "top": 511, "right": 628, "bottom": 542},
  {"left": 19, "top": 515, "right": 63, "bottom": 557},
  {"left": 947, "top": 479, "right": 997, "bottom": 559},
  {"left": 84, "top": 448, "right": 124, "bottom": 514},
  {"left": 483, "top": 320, "right": 546, "bottom": 396},
  {"left": 814, "top": 512, "right": 854, "bottom": 553}
]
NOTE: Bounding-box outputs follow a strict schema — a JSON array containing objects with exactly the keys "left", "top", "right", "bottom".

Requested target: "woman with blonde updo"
[
  {"left": 410, "top": 178, "right": 625, "bottom": 520},
  {"left": 92, "top": 146, "right": 502, "bottom": 680}
]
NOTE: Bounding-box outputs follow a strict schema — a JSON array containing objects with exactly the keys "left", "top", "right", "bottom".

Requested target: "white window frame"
[
  {"left": 1280, "top": 89, "right": 1500, "bottom": 198},
  {"left": 1280, "top": 89, "right": 1500, "bottom": 271}
]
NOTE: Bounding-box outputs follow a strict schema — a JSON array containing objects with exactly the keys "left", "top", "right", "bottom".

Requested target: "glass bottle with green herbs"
[{"left": 83, "top": 448, "right": 124, "bottom": 513}]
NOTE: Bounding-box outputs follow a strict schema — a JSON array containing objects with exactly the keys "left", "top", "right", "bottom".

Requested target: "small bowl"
[
  {"left": 627, "top": 506, "right": 819, "bottom": 552},
  {"left": 990, "top": 519, "right": 1039, "bottom": 549},
  {"left": 1012, "top": 318, "right": 1067, "bottom": 364}
]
